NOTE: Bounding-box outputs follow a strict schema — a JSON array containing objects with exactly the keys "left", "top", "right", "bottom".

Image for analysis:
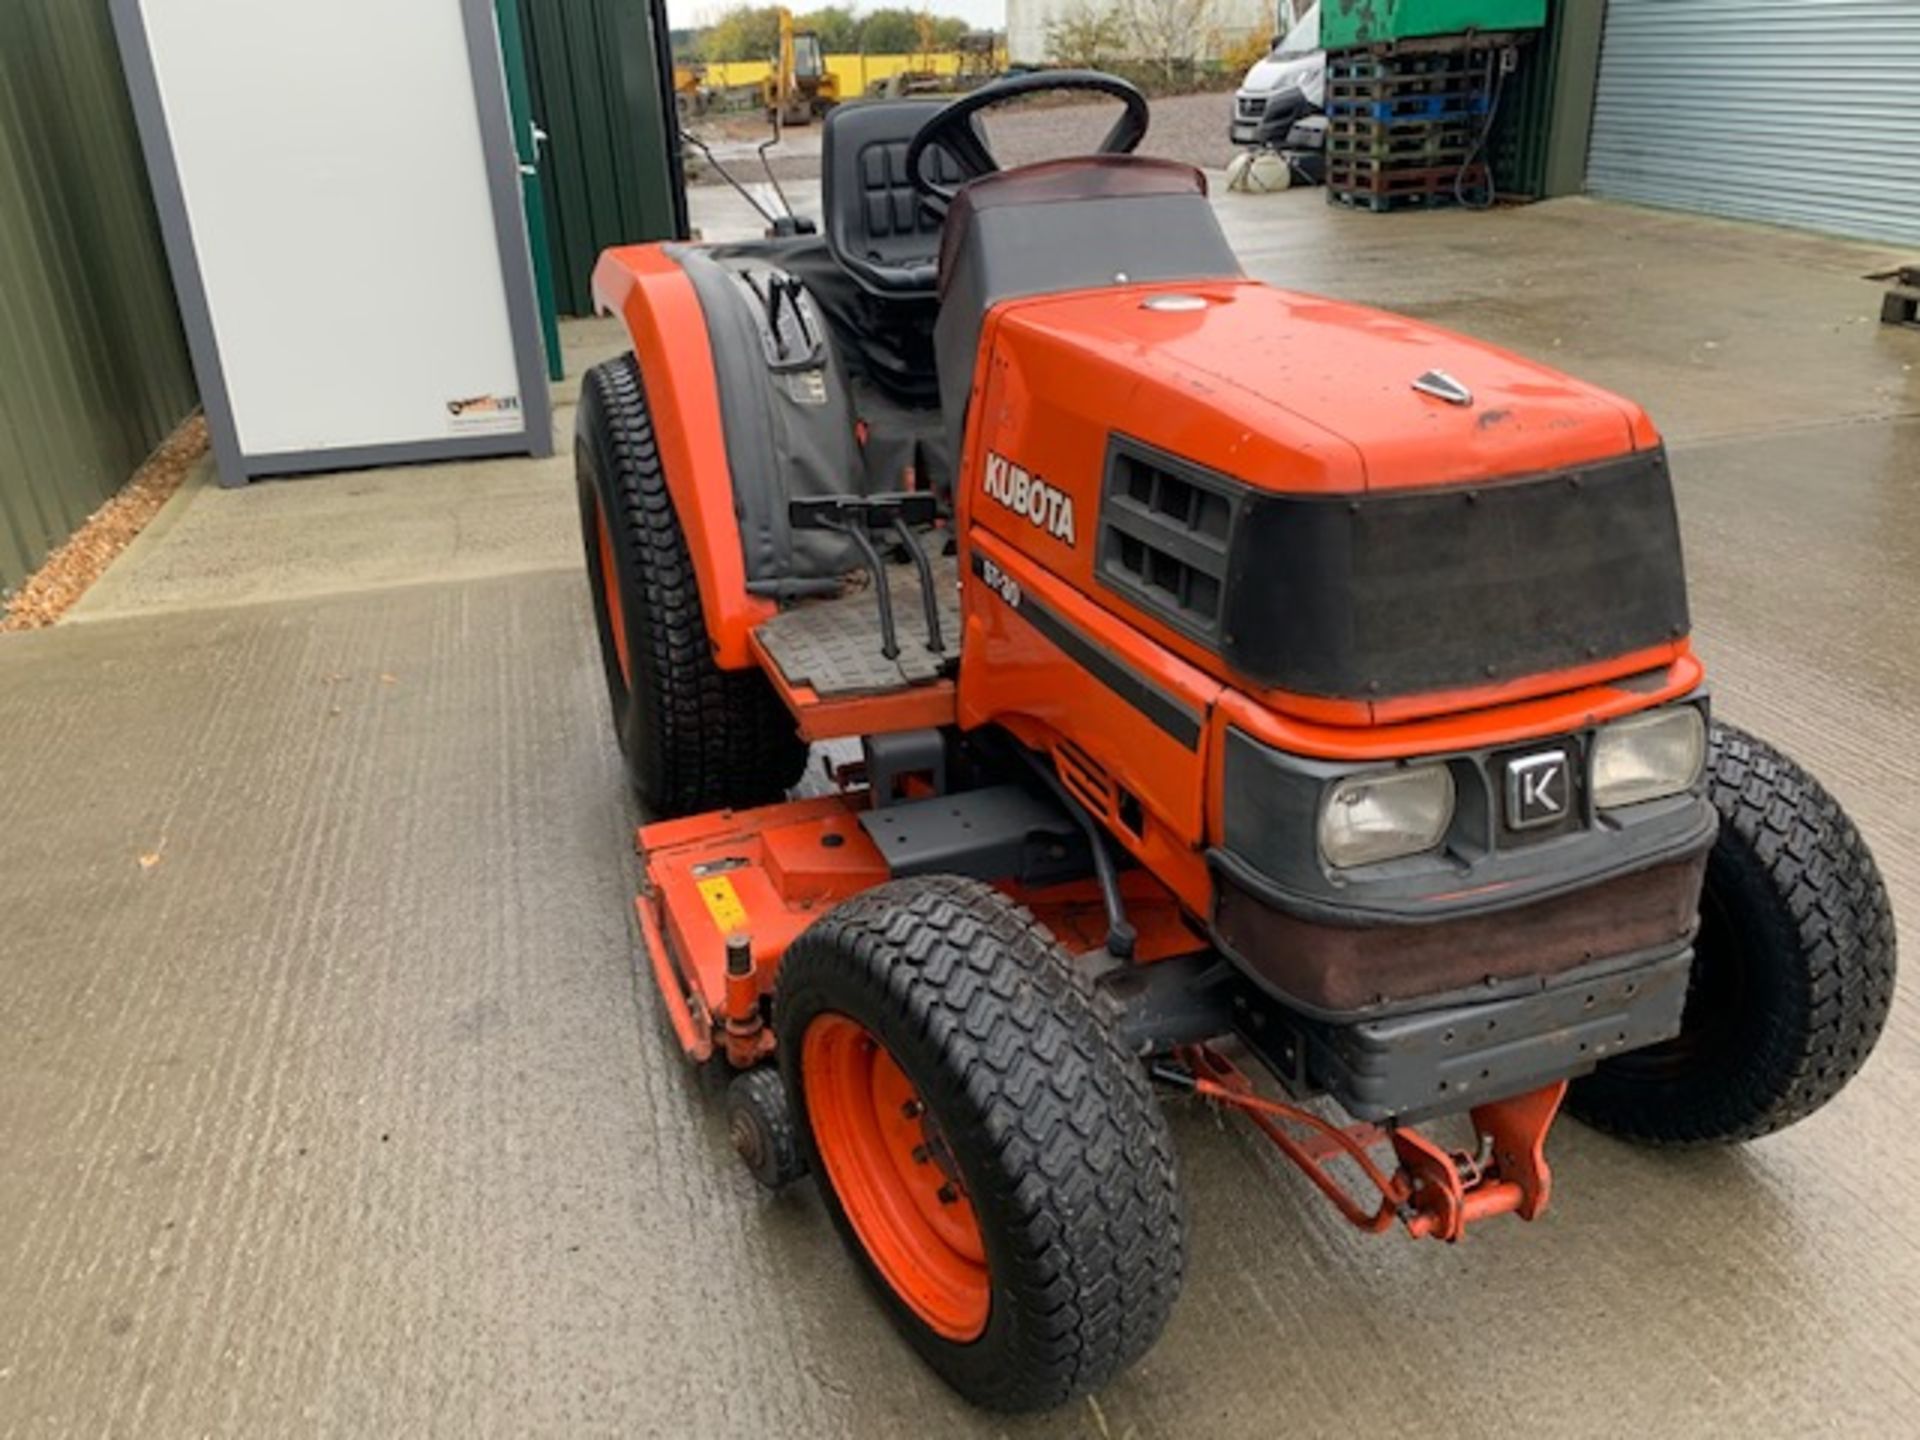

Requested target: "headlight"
[
  {"left": 1591, "top": 707, "right": 1705, "bottom": 808},
  {"left": 1318, "top": 765, "right": 1454, "bottom": 868}
]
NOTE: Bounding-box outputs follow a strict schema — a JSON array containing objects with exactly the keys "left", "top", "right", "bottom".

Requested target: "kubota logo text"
[{"left": 983, "top": 452, "right": 1075, "bottom": 547}]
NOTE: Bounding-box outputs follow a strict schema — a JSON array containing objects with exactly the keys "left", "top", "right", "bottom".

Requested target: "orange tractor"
[{"left": 578, "top": 73, "right": 1896, "bottom": 1410}]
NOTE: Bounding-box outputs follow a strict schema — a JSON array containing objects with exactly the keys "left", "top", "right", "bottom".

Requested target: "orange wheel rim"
[
  {"left": 801, "top": 1014, "right": 989, "bottom": 1342},
  {"left": 593, "top": 498, "right": 631, "bottom": 687}
]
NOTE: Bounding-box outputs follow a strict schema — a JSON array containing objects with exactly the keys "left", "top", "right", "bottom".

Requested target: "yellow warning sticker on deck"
[{"left": 696, "top": 876, "right": 748, "bottom": 934}]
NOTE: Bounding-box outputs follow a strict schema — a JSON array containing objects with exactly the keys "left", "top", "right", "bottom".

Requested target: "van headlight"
[
  {"left": 1318, "top": 765, "right": 1454, "bottom": 868},
  {"left": 1591, "top": 707, "right": 1705, "bottom": 808}
]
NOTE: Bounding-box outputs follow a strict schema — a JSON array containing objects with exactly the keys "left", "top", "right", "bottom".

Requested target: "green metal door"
[
  {"left": 516, "top": 0, "right": 687, "bottom": 317},
  {"left": 1489, "top": 0, "right": 1607, "bottom": 200},
  {"left": 496, "top": 0, "right": 564, "bottom": 380}
]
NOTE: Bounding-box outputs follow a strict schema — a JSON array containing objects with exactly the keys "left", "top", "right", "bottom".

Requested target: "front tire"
[
  {"left": 776, "top": 876, "right": 1185, "bottom": 1412},
  {"left": 576, "top": 353, "right": 806, "bottom": 817},
  {"left": 1568, "top": 722, "right": 1896, "bottom": 1144}
]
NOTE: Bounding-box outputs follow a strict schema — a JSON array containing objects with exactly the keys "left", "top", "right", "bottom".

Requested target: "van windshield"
[{"left": 1277, "top": 3, "right": 1320, "bottom": 56}]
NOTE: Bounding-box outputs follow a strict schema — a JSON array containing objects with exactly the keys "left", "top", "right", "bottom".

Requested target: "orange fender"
[{"left": 592, "top": 244, "right": 773, "bottom": 670}]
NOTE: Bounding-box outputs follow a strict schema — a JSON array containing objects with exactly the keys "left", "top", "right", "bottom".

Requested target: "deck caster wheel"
[
  {"left": 1569, "top": 722, "right": 1897, "bottom": 1144},
  {"left": 727, "top": 1067, "right": 808, "bottom": 1191},
  {"left": 777, "top": 875, "right": 1185, "bottom": 1413}
]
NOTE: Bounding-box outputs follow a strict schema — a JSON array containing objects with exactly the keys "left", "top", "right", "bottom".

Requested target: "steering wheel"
[{"left": 903, "top": 70, "right": 1150, "bottom": 213}]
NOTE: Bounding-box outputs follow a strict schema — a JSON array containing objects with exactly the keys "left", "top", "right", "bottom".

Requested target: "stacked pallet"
[{"left": 1324, "top": 49, "right": 1492, "bottom": 212}]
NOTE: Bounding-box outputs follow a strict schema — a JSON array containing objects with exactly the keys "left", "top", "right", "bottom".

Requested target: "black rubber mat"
[{"left": 755, "top": 553, "right": 961, "bottom": 696}]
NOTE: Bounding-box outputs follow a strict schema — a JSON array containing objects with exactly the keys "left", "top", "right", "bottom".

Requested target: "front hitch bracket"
[{"left": 1167, "top": 1044, "right": 1568, "bottom": 1244}]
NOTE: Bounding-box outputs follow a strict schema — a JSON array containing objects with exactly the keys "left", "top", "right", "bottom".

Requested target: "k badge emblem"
[{"left": 1506, "top": 750, "right": 1570, "bottom": 830}]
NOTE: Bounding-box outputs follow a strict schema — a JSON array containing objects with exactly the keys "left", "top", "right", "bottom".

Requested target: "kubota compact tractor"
[{"left": 577, "top": 73, "right": 1897, "bottom": 1412}]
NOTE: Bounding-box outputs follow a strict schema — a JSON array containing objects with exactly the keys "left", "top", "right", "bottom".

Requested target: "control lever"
[{"left": 789, "top": 494, "right": 945, "bottom": 665}]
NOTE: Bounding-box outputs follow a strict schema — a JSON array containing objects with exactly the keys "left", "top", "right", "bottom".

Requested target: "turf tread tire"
[
  {"left": 577, "top": 353, "right": 805, "bottom": 816},
  {"left": 777, "top": 876, "right": 1184, "bottom": 1412},
  {"left": 1568, "top": 722, "right": 1896, "bottom": 1144}
]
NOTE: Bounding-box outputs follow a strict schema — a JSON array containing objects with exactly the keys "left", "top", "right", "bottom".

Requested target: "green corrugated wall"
[
  {"left": 518, "top": 0, "right": 686, "bottom": 316},
  {"left": 0, "top": 2, "right": 194, "bottom": 595}
]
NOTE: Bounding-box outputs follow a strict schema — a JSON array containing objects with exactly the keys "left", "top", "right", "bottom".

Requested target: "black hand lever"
[{"left": 888, "top": 515, "right": 945, "bottom": 656}]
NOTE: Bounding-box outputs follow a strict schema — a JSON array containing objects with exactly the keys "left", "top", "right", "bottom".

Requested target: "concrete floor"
[{"left": 4, "top": 183, "right": 1919, "bottom": 1437}]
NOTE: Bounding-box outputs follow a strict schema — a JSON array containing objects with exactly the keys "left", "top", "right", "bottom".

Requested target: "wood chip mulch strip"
[{"left": 0, "top": 415, "right": 210, "bottom": 633}]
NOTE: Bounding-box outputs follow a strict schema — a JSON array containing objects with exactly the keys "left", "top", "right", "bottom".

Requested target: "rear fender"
[{"left": 593, "top": 244, "right": 772, "bottom": 670}]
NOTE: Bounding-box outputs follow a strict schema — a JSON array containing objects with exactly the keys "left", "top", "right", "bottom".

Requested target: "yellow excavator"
[
  {"left": 672, "top": 60, "right": 708, "bottom": 119},
  {"left": 762, "top": 8, "right": 839, "bottom": 125}
]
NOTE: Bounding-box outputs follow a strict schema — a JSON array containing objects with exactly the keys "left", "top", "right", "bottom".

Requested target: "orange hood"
[{"left": 996, "top": 281, "right": 1659, "bottom": 493}]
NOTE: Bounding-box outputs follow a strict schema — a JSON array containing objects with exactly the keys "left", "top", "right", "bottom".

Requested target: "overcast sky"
[{"left": 670, "top": 0, "right": 1010, "bottom": 33}]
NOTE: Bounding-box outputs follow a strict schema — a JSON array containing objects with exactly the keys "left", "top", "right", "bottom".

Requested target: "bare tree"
[
  {"left": 1117, "top": 0, "right": 1219, "bottom": 87},
  {"left": 1045, "top": 0, "right": 1128, "bottom": 69}
]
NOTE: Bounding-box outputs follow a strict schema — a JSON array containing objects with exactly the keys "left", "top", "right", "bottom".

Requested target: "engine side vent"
[
  {"left": 1055, "top": 740, "right": 1113, "bottom": 818},
  {"left": 1098, "top": 437, "right": 1243, "bottom": 645}
]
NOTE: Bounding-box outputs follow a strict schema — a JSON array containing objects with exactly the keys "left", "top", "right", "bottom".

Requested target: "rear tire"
[
  {"left": 777, "top": 876, "right": 1185, "bottom": 1412},
  {"left": 1568, "top": 722, "right": 1896, "bottom": 1144},
  {"left": 577, "top": 353, "right": 806, "bottom": 817}
]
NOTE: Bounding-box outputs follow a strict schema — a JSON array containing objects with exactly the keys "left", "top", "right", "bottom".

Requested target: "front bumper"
[
  {"left": 1241, "top": 939, "right": 1695, "bottom": 1122},
  {"left": 1213, "top": 842, "right": 1711, "bottom": 1017},
  {"left": 1232, "top": 86, "right": 1320, "bottom": 148},
  {"left": 1210, "top": 832, "right": 1711, "bottom": 1120},
  {"left": 1205, "top": 718, "right": 1717, "bottom": 1120}
]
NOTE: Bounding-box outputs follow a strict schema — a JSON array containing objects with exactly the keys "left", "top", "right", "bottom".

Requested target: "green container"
[{"left": 1323, "top": 0, "right": 1547, "bottom": 50}]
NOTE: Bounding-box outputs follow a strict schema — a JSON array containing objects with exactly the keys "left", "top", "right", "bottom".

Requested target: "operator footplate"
[{"left": 756, "top": 552, "right": 962, "bottom": 696}]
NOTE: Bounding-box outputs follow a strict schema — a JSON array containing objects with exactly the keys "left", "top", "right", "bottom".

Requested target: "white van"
[{"left": 1230, "top": 3, "right": 1325, "bottom": 146}]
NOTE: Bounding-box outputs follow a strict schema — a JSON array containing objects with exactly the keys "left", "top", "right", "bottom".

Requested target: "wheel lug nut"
[
  {"left": 900, "top": 1100, "right": 924, "bottom": 1119},
  {"left": 936, "top": 1183, "right": 959, "bottom": 1205},
  {"left": 912, "top": 1144, "right": 930, "bottom": 1164}
]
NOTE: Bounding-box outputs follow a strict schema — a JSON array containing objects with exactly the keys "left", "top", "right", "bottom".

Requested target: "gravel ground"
[
  {"left": 686, "top": 91, "right": 1238, "bottom": 186},
  {"left": 986, "top": 91, "right": 1237, "bottom": 173}
]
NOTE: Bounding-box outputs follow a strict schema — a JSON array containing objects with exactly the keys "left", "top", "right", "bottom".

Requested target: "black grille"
[
  {"left": 1098, "top": 438, "right": 1242, "bottom": 643},
  {"left": 1222, "top": 448, "right": 1690, "bottom": 698},
  {"left": 1096, "top": 438, "right": 1688, "bottom": 702}
]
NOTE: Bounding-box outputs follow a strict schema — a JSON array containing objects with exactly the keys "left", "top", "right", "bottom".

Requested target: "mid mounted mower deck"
[{"left": 576, "top": 72, "right": 1898, "bottom": 1412}]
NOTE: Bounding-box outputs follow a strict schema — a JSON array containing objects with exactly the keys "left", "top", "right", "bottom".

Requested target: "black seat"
[{"left": 822, "top": 99, "right": 966, "bottom": 298}]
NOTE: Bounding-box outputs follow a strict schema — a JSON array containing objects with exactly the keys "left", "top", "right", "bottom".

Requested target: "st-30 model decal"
[{"left": 968, "top": 552, "right": 1201, "bottom": 749}]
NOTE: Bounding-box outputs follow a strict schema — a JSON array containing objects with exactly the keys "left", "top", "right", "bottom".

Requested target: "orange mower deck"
[
  {"left": 637, "top": 788, "right": 1573, "bottom": 1245},
  {"left": 636, "top": 790, "right": 1204, "bottom": 1065}
]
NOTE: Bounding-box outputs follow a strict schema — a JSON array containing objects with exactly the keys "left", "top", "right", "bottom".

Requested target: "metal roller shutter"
[{"left": 1587, "top": 0, "right": 1920, "bottom": 246}]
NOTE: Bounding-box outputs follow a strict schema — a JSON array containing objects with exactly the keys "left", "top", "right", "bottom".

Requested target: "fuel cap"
[{"left": 1141, "top": 294, "right": 1207, "bottom": 312}]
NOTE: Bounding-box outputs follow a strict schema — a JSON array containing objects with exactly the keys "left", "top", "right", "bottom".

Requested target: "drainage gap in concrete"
[{"left": 1, "top": 416, "right": 209, "bottom": 633}]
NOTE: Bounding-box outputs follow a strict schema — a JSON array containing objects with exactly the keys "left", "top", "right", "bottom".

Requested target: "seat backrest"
[
  {"left": 822, "top": 99, "right": 966, "bottom": 298},
  {"left": 933, "top": 156, "right": 1244, "bottom": 450}
]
